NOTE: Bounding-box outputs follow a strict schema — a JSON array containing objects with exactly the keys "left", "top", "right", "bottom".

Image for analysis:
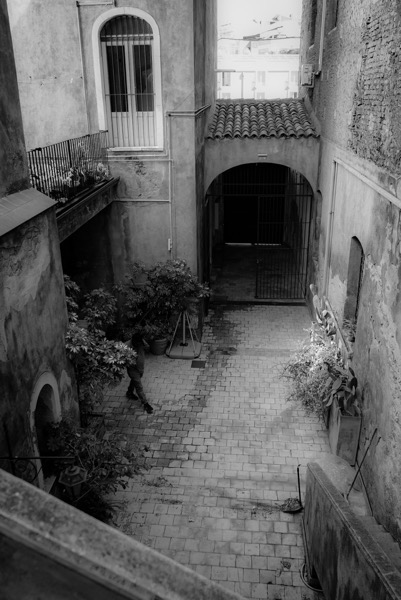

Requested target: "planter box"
[{"left": 328, "top": 397, "right": 361, "bottom": 466}]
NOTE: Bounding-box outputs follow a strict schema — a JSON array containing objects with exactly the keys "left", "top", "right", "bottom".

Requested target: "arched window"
[
  {"left": 93, "top": 9, "right": 163, "bottom": 150},
  {"left": 344, "top": 236, "right": 364, "bottom": 323}
]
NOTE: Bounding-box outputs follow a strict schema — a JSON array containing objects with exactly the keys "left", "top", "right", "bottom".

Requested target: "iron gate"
[
  {"left": 256, "top": 170, "right": 313, "bottom": 299},
  {"left": 212, "top": 164, "right": 313, "bottom": 300}
]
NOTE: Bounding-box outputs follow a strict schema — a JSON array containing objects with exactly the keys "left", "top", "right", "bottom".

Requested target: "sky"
[{"left": 218, "top": 0, "right": 302, "bottom": 36}]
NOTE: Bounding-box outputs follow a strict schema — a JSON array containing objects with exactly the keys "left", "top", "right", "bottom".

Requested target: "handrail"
[{"left": 27, "top": 131, "right": 111, "bottom": 208}]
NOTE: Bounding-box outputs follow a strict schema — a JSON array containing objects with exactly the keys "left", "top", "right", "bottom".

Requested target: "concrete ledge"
[
  {"left": 304, "top": 461, "right": 401, "bottom": 600},
  {"left": 0, "top": 469, "right": 244, "bottom": 600},
  {"left": 57, "top": 178, "right": 119, "bottom": 242}
]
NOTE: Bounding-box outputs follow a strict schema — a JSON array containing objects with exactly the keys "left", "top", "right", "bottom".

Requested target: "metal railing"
[{"left": 27, "top": 131, "right": 110, "bottom": 207}]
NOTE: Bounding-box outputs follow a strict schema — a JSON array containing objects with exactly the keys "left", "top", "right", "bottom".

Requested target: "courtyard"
[{"left": 103, "top": 303, "right": 329, "bottom": 599}]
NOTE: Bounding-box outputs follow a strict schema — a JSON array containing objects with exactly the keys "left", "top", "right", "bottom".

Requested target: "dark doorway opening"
[{"left": 207, "top": 163, "right": 313, "bottom": 301}]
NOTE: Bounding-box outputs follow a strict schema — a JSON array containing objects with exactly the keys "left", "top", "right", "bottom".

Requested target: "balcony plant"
[{"left": 117, "top": 259, "right": 209, "bottom": 354}]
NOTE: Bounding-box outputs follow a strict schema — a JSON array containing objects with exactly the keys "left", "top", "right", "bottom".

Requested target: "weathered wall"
[
  {"left": 60, "top": 204, "right": 115, "bottom": 293},
  {"left": 0, "top": 0, "right": 29, "bottom": 196},
  {"left": 7, "top": 0, "right": 87, "bottom": 149},
  {"left": 7, "top": 0, "right": 218, "bottom": 279},
  {"left": 194, "top": 0, "right": 217, "bottom": 281},
  {"left": 304, "top": 460, "right": 401, "bottom": 600},
  {"left": 0, "top": 209, "right": 77, "bottom": 463},
  {"left": 0, "top": 468, "right": 244, "bottom": 600},
  {"left": 205, "top": 137, "right": 320, "bottom": 194},
  {"left": 300, "top": 0, "right": 401, "bottom": 540}
]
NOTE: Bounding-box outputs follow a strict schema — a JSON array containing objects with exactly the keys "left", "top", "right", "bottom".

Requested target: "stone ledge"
[{"left": 0, "top": 469, "right": 244, "bottom": 600}]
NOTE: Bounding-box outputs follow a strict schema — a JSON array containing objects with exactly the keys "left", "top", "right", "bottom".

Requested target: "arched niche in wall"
[
  {"left": 30, "top": 372, "right": 62, "bottom": 490},
  {"left": 344, "top": 236, "right": 365, "bottom": 324}
]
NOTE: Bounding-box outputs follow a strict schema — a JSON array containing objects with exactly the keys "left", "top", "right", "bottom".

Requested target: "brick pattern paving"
[{"left": 104, "top": 305, "right": 330, "bottom": 599}]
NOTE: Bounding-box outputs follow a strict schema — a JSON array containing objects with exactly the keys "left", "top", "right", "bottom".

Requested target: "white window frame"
[{"left": 92, "top": 7, "right": 163, "bottom": 151}]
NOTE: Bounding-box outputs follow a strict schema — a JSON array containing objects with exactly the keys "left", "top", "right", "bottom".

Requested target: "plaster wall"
[
  {"left": 205, "top": 137, "right": 320, "bottom": 194},
  {"left": 6, "top": 0, "right": 87, "bottom": 149},
  {"left": 0, "top": 0, "right": 29, "bottom": 197},
  {"left": 79, "top": 0, "right": 207, "bottom": 276},
  {"left": 304, "top": 461, "right": 401, "bottom": 600},
  {"left": 6, "top": 0, "right": 217, "bottom": 279},
  {"left": 0, "top": 209, "right": 76, "bottom": 463},
  {"left": 315, "top": 138, "right": 401, "bottom": 541}
]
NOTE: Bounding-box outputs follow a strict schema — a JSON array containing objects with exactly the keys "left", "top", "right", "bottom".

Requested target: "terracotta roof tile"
[{"left": 207, "top": 99, "right": 318, "bottom": 140}]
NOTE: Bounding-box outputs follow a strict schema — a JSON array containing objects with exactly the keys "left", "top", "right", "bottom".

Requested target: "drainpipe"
[
  {"left": 323, "top": 161, "right": 338, "bottom": 296},
  {"left": 165, "top": 104, "right": 211, "bottom": 260},
  {"left": 315, "top": 0, "right": 327, "bottom": 76}
]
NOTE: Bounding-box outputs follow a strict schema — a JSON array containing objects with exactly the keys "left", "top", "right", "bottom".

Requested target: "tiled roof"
[{"left": 207, "top": 99, "right": 318, "bottom": 140}]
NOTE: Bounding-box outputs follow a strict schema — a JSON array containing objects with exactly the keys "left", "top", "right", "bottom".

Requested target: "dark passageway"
[{"left": 208, "top": 164, "right": 314, "bottom": 301}]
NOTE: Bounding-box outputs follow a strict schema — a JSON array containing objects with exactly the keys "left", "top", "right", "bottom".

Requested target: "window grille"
[{"left": 100, "top": 15, "right": 157, "bottom": 148}]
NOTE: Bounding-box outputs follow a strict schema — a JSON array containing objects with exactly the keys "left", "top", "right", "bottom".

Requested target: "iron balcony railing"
[{"left": 27, "top": 131, "right": 110, "bottom": 207}]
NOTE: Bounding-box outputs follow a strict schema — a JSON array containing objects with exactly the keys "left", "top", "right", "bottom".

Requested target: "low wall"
[
  {"left": 304, "top": 460, "right": 401, "bottom": 600},
  {"left": 0, "top": 469, "right": 244, "bottom": 600}
]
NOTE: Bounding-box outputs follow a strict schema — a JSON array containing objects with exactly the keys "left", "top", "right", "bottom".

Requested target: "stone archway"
[
  {"left": 205, "top": 162, "right": 315, "bottom": 301},
  {"left": 30, "top": 372, "right": 61, "bottom": 490}
]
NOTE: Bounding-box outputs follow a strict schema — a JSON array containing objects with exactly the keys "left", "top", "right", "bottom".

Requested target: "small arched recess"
[
  {"left": 344, "top": 236, "right": 365, "bottom": 329},
  {"left": 30, "top": 372, "right": 62, "bottom": 490}
]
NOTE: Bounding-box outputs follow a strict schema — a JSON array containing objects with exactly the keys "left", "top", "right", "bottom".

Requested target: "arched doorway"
[
  {"left": 30, "top": 373, "right": 61, "bottom": 490},
  {"left": 206, "top": 163, "right": 314, "bottom": 300}
]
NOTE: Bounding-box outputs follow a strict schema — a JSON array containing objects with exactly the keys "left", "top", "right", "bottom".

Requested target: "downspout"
[
  {"left": 323, "top": 161, "right": 338, "bottom": 296},
  {"left": 165, "top": 105, "right": 211, "bottom": 260},
  {"left": 315, "top": 0, "right": 327, "bottom": 76}
]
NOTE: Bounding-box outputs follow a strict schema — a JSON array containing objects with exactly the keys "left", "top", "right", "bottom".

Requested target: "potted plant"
[
  {"left": 323, "top": 366, "right": 362, "bottom": 466},
  {"left": 283, "top": 322, "right": 362, "bottom": 466},
  {"left": 117, "top": 259, "right": 209, "bottom": 355}
]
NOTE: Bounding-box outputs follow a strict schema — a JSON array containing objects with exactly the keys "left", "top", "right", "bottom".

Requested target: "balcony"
[{"left": 27, "top": 131, "right": 119, "bottom": 241}]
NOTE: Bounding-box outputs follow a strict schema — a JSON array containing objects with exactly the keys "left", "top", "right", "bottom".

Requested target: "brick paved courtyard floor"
[{"left": 104, "top": 304, "right": 329, "bottom": 599}]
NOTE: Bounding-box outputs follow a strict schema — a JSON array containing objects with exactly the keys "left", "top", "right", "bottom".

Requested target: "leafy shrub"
[
  {"left": 282, "top": 324, "right": 362, "bottom": 419},
  {"left": 64, "top": 277, "right": 136, "bottom": 414},
  {"left": 46, "top": 419, "right": 144, "bottom": 521},
  {"left": 116, "top": 259, "right": 209, "bottom": 340},
  {"left": 282, "top": 326, "right": 344, "bottom": 419}
]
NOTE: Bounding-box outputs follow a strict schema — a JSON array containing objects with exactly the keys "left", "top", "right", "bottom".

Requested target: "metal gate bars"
[{"left": 255, "top": 169, "right": 313, "bottom": 299}]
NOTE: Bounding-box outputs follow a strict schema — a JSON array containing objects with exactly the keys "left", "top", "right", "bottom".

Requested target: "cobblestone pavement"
[{"left": 104, "top": 304, "right": 330, "bottom": 599}]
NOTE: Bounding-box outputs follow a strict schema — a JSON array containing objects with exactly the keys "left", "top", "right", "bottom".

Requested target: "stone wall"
[
  {"left": 349, "top": 2, "right": 401, "bottom": 174},
  {"left": 300, "top": 0, "right": 401, "bottom": 541},
  {"left": 0, "top": 208, "right": 77, "bottom": 465}
]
